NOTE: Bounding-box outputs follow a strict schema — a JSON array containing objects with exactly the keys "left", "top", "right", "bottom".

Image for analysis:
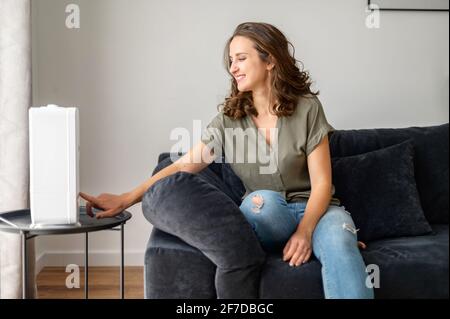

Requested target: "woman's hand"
[
  {"left": 79, "top": 192, "right": 131, "bottom": 219},
  {"left": 282, "top": 229, "right": 367, "bottom": 267},
  {"left": 283, "top": 230, "right": 312, "bottom": 267}
]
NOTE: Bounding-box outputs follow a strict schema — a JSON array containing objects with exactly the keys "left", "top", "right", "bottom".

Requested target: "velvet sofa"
[{"left": 142, "top": 123, "right": 449, "bottom": 299}]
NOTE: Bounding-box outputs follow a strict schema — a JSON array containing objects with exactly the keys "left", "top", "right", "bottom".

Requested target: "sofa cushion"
[
  {"left": 148, "top": 221, "right": 448, "bottom": 299},
  {"left": 332, "top": 139, "right": 432, "bottom": 242},
  {"left": 142, "top": 168, "right": 265, "bottom": 269},
  {"left": 259, "top": 255, "right": 324, "bottom": 299},
  {"left": 329, "top": 123, "right": 449, "bottom": 224},
  {"left": 258, "top": 224, "right": 448, "bottom": 299},
  {"left": 361, "top": 224, "right": 449, "bottom": 299},
  {"left": 142, "top": 164, "right": 268, "bottom": 297},
  {"left": 145, "top": 229, "right": 217, "bottom": 299}
]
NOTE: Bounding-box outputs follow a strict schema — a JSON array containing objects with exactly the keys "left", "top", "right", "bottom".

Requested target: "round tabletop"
[{"left": 0, "top": 206, "right": 132, "bottom": 235}]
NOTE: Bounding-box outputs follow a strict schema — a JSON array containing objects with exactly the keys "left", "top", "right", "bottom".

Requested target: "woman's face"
[{"left": 229, "top": 36, "right": 273, "bottom": 93}]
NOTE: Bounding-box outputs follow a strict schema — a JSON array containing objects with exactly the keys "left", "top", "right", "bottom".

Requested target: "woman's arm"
[
  {"left": 80, "top": 141, "right": 214, "bottom": 218},
  {"left": 297, "top": 135, "right": 332, "bottom": 236},
  {"left": 124, "top": 141, "right": 214, "bottom": 206},
  {"left": 283, "top": 135, "right": 332, "bottom": 266}
]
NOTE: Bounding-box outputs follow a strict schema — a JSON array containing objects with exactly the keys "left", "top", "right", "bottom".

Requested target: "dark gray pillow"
[
  {"left": 331, "top": 139, "right": 432, "bottom": 242},
  {"left": 329, "top": 124, "right": 449, "bottom": 224},
  {"left": 142, "top": 171, "right": 265, "bottom": 270}
]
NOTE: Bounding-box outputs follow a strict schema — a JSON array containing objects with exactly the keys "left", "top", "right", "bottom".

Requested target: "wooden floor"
[{"left": 37, "top": 266, "right": 144, "bottom": 299}]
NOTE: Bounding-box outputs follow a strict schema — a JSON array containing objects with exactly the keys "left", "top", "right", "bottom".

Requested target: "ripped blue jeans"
[{"left": 239, "top": 190, "right": 374, "bottom": 299}]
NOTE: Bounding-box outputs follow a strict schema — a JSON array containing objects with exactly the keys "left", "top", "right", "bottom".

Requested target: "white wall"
[{"left": 32, "top": 0, "right": 449, "bottom": 269}]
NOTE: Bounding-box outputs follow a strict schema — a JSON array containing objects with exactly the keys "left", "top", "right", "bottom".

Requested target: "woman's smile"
[{"left": 235, "top": 74, "right": 246, "bottom": 83}]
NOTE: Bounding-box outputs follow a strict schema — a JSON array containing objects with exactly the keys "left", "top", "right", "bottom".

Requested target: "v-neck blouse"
[{"left": 201, "top": 95, "right": 341, "bottom": 206}]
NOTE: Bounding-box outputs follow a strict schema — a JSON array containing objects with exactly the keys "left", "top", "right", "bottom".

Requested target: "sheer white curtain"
[{"left": 0, "top": 0, "right": 36, "bottom": 299}]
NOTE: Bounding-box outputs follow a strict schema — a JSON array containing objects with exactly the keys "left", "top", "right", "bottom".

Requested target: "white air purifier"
[{"left": 29, "top": 104, "right": 80, "bottom": 228}]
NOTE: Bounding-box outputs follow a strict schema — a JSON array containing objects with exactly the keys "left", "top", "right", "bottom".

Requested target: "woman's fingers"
[
  {"left": 283, "top": 238, "right": 312, "bottom": 267},
  {"left": 290, "top": 249, "right": 303, "bottom": 266},
  {"left": 79, "top": 192, "right": 97, "bottom": 204},
  {"left": 80, "top": 192, "right": 125, "bottom": 219},
  {"left": 96, "top": 208, "right": 120, "bottom": 219},
  {"left": 283, "top": 241, "right": 298, "bottom": 262},
  {"left": 283, "top": 240, "right": 291, "bottom": 258},
  {"left": 358, "top": 241, "right": 367, "bottom": 249},
  {"left": 292, "top": 247, "right": 310, "bottom": 266},
  {"left": 289, "top": 247, "right": 305, "bottom": 266},
  {"left": 301, "top": 250, "right": 312, "bottom": 265},
  {"left": 80, "top": 192, "right": 107, "bottom": 217},
  {"left": 86, "top": 201, "right": 94, "bottom": 217}
]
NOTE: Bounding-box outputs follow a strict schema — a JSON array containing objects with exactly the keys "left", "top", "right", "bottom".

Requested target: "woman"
[{"left": 80, "top": 22, "right": 374, "bottom": 299}]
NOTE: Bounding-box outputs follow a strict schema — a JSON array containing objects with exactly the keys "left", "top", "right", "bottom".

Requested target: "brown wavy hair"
[{"left": 220, "top": 22, "right": 318, "bottom": 119}]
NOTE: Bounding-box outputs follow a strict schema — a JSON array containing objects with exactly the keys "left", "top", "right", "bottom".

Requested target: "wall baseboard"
[{"left": 36, "top": 251, "right": 144, "bottom": 275}]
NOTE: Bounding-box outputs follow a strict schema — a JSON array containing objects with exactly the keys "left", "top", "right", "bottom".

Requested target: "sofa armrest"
[{"left": 142, "top": 171, "right": 266, "bottom": 298}]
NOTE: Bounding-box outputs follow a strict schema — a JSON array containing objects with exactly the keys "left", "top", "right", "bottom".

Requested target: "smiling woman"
[
  {"left": 82, "top": 21, "right": 374, "bottom": 300},
  {"left": 221, "top": 22, "right": 318, "bottom": 120},
  {"left": 198, "top": 22, "right": 374, "bottom": 299}
]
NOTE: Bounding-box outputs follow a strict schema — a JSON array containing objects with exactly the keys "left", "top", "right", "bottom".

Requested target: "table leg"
[
  {"left": 85, "top": 232, "right": 88, "bottom": 299},
  {"left": 21, "top": 231, "right": 28, "bottom": 299},
  {"left": 120, "top": 223, "right": 124, "bottom": 299}
]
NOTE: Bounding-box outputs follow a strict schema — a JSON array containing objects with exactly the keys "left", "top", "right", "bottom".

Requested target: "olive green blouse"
[{"left": 201, "top": 95, "right": 341, "bottom": 206}]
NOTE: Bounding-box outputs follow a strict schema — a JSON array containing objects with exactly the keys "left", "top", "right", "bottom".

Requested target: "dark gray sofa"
[{"left": 143, "top": 123, "right": 449, "bottom": 299}]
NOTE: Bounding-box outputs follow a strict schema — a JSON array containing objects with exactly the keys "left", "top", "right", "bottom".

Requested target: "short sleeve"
[
  {"left": 305, "top": 97, "right": 335, "bottom": 156},
  {"left": 201, "top": 112, "right": 225, "bottom": 154}
]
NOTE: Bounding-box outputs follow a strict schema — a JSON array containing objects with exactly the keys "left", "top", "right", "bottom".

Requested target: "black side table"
[{"left": 0, "top": 207, "right": 132, "bottom": 299}]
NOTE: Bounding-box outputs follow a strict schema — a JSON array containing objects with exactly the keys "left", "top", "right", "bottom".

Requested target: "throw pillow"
[
  {"left": 329, "top": 124, "right": 449, "bottom": 224},
  {"left": 142, "top": 171, "right": 265, "bottom": 269},
  {"left": 331, "top": 139, "right": 432, "bottom": 242}
]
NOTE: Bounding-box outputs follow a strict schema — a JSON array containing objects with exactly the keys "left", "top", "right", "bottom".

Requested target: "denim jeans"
[{"left": 239, "top": 190, "right": 374, "bottom": 299}]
